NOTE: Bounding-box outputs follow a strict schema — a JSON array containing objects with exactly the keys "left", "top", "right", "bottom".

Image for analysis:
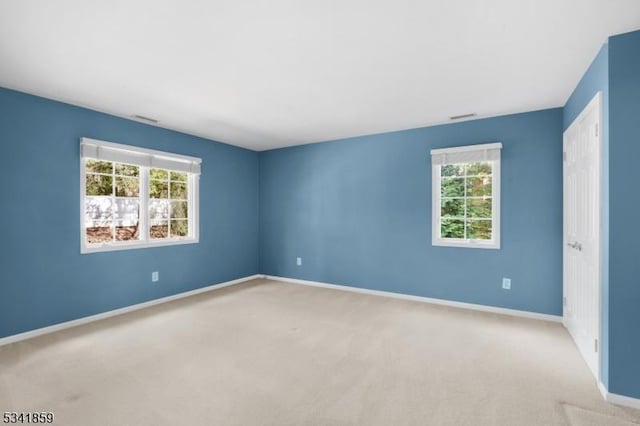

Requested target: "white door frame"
[{"left": 562, "top": 91, "right": 603, "bottom": 381}]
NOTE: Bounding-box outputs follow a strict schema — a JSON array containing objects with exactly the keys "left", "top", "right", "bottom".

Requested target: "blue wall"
[
  {"left": 0, "top": 87, "right": 260, "bottom": 339},
  {"left": 562, "top": 43, "right": 610, "bottom": 388},
  {"left": 260, "top": 109, "right": 564, "bottom": 315},
  {"left": 608, "top": 30, "right": 640, "bottom": 399}
]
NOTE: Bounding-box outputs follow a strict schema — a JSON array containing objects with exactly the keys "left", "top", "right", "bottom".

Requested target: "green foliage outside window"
[
  {"left": 441, "top": 178, "right": 464, "bottom": 197},
  {"left": 85, "top": 160, "right": 140, "bottom": 197},
  {"left": 86, "top": 159, "right": 113, "bottom": 174},
  {"left": 439, "top": 162, "right": 493, "bottom": 241},
  {"left": 149, "top": 168, "right": 189, "bottom": 239},
  {"left": 441, "top": 219, "right": 465, "bottom": 238}
]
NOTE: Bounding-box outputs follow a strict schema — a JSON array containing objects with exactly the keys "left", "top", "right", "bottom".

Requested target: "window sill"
[
  {"left": 432, "top": 238, "right": 500, "bottom": 250},
  {"left": 81, "top": 238, "right": 199, "bottom": 254}
]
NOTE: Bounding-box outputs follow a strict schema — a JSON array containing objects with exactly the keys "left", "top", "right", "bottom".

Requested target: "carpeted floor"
[{"left": 1, "top": 278, "right": 639, "bottom": 425}]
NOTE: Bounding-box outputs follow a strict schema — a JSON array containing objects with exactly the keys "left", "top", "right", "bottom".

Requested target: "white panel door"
[{"left": 563, "top": 92, "right": 602, "bottom": 380}]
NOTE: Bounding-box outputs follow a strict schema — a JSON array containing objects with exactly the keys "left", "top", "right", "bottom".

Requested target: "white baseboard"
[
  {"left": 264, "top": 275, "right": 562, "bottom": 323},
  {"left": 599, "top": 381, "right": 609, "bottom": 399},
  {"left": 599, "top": 381, "right": 640, "bottom": 409},
  {"left": 0, "top": 274, "right": 263, "bottom": 347}
]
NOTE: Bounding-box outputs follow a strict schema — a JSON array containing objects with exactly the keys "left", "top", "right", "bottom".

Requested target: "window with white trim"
[
  {"left": 431, "top": 142, "right": 501, "bottom": 249},
  {"left": 80, "top": 138, "right": 201, "bottom": 253}
]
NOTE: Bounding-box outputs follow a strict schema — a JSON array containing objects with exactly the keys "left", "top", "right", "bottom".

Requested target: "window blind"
[
  {"left": 430, "top": 142, "right": 502, "bottom": 165},
  {"left": 80, "top": 137, "right": 202, "bottom": 174}
]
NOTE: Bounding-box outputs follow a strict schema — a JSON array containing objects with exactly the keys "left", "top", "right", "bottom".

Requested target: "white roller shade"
[
  {"left": 431, "top": 142, "right": 502, "bottom": 165},
  {"left": 80, "top": 137, "right": 202, "bottom": 174}
]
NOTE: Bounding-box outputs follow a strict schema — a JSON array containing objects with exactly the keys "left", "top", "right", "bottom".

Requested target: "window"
[
  {"left": 431, "top": 142, "right": 501, "bottom": 249},
  {"left": 85, "top": 160, "right": 141, "bottom": 244},
  {"left": 149, "top": 168, "right": 190, "bottom": 239},
  {"left": 80, "top": 138, "right": 201, "bottom": 253}
]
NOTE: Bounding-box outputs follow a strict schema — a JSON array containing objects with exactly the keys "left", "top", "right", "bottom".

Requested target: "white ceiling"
[{"left": 1, "top": 1, "right": 639, "bottom": 151}]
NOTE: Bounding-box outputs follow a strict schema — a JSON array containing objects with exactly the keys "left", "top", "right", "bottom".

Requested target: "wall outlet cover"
[
  {"left": 152, "top": 271, "right": 159, "bottom": 282},
  {"left": 502, "top": 278, "right": 511, "bottom": 290}
]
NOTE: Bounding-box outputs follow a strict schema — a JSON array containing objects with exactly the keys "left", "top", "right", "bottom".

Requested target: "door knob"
[{"left": 567, "top": 242, "right": 582, "bottom": 251}]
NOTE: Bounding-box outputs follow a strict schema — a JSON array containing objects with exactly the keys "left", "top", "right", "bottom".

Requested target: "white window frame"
[
  {"left": 80, "top": 138, "right": 201, "bottom": 254},
  {"left": 431, "top": 142, "right": 501, "bottom": 249}
]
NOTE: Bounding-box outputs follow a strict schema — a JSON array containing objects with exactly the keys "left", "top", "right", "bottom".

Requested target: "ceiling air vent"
[
  {"left": 132, "top": 114, "right": 159, "bottom": 124},
  {"left": 449, "top": 113, "right": 476, "bottom": 120}
]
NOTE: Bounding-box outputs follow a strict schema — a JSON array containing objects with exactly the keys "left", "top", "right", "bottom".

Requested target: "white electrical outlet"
[
  {"left": 502, "top": 278, "right": 511, "bottom": 290},
  {"left": 296, "top": 257, "right": 302, "bottom": 266},
  {"left": 152, "top": 271, "right": 159, "bottom": 282}
]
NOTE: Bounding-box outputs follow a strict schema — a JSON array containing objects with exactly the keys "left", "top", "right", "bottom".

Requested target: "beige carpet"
[{"left": 1, "top": 278, "right": 639, "bottom": 426}]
